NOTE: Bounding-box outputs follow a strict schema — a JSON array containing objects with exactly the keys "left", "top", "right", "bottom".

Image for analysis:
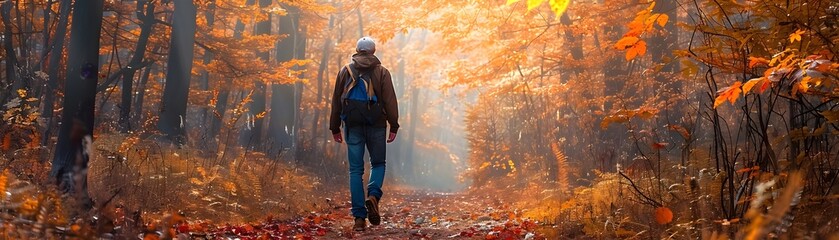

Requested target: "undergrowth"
[{"left": 0, "top": 133, "right": 326, "bottom": 239}]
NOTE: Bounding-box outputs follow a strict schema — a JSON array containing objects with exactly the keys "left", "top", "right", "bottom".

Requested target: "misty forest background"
[{"left": 0, "top": 0, "right": 837, "bottom": 239}]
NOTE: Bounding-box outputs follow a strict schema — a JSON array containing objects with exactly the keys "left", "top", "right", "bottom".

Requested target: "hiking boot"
[
  {"left": 365, "top": 196, "right": 381, "bottom": 225},
  {"left": 353, "top": 217, "right": 366, "bottom": 231}
]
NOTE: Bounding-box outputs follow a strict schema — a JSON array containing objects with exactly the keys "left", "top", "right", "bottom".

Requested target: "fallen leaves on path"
[{"left": 164, "top": 190, "right": 548, "bottom": 239}]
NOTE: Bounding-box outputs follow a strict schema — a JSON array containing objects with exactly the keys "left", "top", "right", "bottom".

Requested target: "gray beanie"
[{"left": 356, "top": 37, "right": 376, "bottom": 54}]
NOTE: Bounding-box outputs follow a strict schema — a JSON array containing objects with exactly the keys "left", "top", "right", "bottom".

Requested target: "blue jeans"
[{"left": 345, "top": 125, "right": 387, "bottom": 218}]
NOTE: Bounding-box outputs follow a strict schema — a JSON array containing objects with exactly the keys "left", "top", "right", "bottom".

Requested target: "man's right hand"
[{"left": 333, "top": 133, "right": 343, "bottom": 143}]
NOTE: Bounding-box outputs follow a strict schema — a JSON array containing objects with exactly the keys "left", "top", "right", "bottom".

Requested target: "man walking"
[{"left": 330, "top": 37, "right": 399, "bottom": 231}]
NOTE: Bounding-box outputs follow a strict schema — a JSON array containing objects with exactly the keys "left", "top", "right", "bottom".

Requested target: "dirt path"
[{"left": 196, "top": 190, "right": 546, "bottom": 239}]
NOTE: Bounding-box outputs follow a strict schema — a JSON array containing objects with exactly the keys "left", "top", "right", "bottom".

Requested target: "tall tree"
[
  {"left": 132, "top": 62, "right": 155, "bottom": 127},
  {"left": 651, "top": 0, "right": 680, "bottom": 141},
  {"left": 1, "top": 1, "right": 17, "bottom": 101},
  {"left": 119, "top": 0, "right": 156, "bottom": 133},
  {"left": 312, "top": 14, "right": 334, "bottom": 152},
  {"left": 41, "top": 0, "right": 72, "bottom": 146},
  {"left": 50, "top": 0, "right": 104, "bottom": 210},
  {"left": 267, "top": 5, "right": 299, "bottom": 151},
  {"left": 240, "top": 0, "right": 271, "bottom": 148},
  {"left": 292, "top": 26, "right": 306, "bottom": 152},
  {"left": 209, "top": 0, "right": 255, "bottom": 141},
  {"left": 158, "top": 0, "right": 197, "bottom": 144},
  {"left": 198, "top": 0, "right": 216, "bottom": 137}
]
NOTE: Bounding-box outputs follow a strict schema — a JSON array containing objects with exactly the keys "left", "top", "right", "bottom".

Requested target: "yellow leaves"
[
  {"left": 654, "top": 206, "right": 674, "bottom": 224},
  {"left": 714, "top": 81, "right": 742, "bottom": 108},
  {"left": 507, "top": 0, "right": 569, "bottom": 17},
  {"left": 793, "top": 76, "right": 812, "bottom": 96},
  {"left": 16, "top": 89, "right": 27, "bottom": 98},
  {"left": 789, "top": 29, "right": 805, "bottom": 43},
  {"left": 548, "top": 0, "right": 570, "bottom": 17},
  {"left": 255, "top": 111, "right": 267, "bottom": 119},
  {"left": 526, "top": 0, "right": 545, "bottom": 11},
  {"left": 507, "top": 159, "right": 517, "bottom": 173}
]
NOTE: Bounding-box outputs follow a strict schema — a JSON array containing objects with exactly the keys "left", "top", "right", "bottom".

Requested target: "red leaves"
[
  {"left": 742, "top": 77, "right": 771, "bottom": 95},
  {"left": 188, "top": 214, "right": 332, "bottom": 239},
  {"left": 651, "top": 142, "right": 668, "bottom": 150}
]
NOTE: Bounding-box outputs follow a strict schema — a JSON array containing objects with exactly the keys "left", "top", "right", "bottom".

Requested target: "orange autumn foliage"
[
  {"left": 714, "top": 81, "right": 742, "bottom": 108},
  {"left": 613, "top": 2, "right": 668, "bottom": 61},
  {"left": 1, "top": 133, "right": 10, "bottom": 151},
  {"left": 655, "top": 207, "right": 673, "bottom": 225}
]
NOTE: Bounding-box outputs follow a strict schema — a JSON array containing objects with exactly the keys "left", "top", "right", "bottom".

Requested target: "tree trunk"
[
  {"left": 599, "top": 27, "right": 628, "bottom": 172},
  {"left": 560, "top": 13, "right": 583, "bottom": 62},
  {"left": 50, "top": 0, "right": 104, "bottom": 212},
  {"left": 311, "top": 15, "right": 334, "bottom": 153},
  {"left": 157, "top": 0, "right": 197, "bottom": 144},
  {"left": 41, "top": 0, "right": 72, "bottom": 146},
  {"left": 292, "top": 26, "right": 306, "bottom": 154},
  {"left": 266, "top": 5, "right": 298, "bottom": 151},
  {"left": 132, "top": 62, "right": 154, "bottom": 127},
  {"left": 210, "top": 0, "right": 253, "bottom": 141},
  {"left": 403, "top": 84, "right": 420, "bottom": 181},
  {"left": 199, "top": 0, "right": 216, "bottom": 134},
  {"left": 239, "top": 0, "right": 271, "bottom": 149},
  {"left": 11, "top": 2, "right": 31, "bottom": 92},
  {"left": 651, "top": 0, "right": 680, "bottom": 140},
  {"left": 1, "top": 2, "right": 17, "bottom": 96},
  {"left": 119, "top": 0, "right": 155, "bottom": 133}
]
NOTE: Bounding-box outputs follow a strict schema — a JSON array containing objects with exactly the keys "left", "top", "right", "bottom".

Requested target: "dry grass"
[{"left": 88, "top": 133, "right": 324, "bottom": 225}]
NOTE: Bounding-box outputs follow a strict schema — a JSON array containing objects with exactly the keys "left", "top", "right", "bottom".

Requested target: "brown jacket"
[{"left": 330, "top": 53, "right": 400, "bottom": 134}]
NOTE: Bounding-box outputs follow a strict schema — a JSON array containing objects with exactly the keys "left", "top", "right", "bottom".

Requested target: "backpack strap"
[{"left": 344, "top": 64, "right": 375, "bottom": 102}]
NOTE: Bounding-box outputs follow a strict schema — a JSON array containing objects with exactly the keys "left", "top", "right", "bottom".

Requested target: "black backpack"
[{"left": 342, "top": 64, "right": 384, "bottom": 126}]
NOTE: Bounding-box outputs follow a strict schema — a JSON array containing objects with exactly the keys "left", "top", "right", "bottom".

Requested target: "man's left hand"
[{"left": 387, "top": 132, "right": 397, "bottom": 143}]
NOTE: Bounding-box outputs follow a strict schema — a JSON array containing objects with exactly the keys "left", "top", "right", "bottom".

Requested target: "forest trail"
[{"left": 197, "top": 190, "right": 546, "bottom": 239}]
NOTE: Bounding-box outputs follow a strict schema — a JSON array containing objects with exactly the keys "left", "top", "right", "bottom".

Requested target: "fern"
[{"left": 550, "top": 142, "right": 571, "bottom": 192}]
